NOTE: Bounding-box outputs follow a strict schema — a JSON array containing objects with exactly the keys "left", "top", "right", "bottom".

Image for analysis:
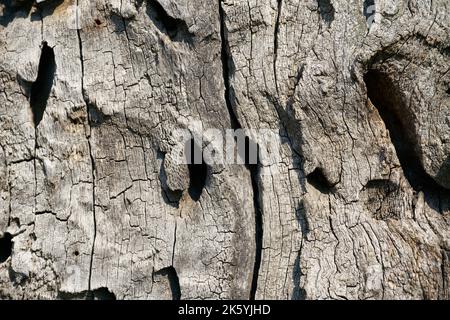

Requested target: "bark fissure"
[
  {"left": 172, "top": 221, "right": 177, "bottom": 266},
  {"left": 219, "top": 1, "right": 263, "bottom": 300},
  {"left": 1, "top": 0, "right": 448, "bottom": 301},
  {"left": 76, "top": 4, "right": 97, "bottom": 293},
  {"left": 273, "top": 0, "right": 282, "bottom": 95},
  {"left": 442, "top": 249, "right": 449, "bottom": 298},
  {"left": 219, "top": 1, "right": 239, "bottom": 128},
  {"left": 249, "top": 159, "right": 262, "bottom": 300}
]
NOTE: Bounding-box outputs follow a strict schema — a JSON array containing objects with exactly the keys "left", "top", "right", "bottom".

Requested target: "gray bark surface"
[{"left": 0, "top": 0, "right": 449, "bottom": 299}]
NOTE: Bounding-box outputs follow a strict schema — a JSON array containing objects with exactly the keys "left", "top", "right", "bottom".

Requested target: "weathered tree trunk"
[{"left": 0, "top": 0, "right": 448, "bottom": 299}]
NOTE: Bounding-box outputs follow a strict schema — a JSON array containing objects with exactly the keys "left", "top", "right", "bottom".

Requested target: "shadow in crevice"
[
  {"left": 0, "top": 0, "right": 33, "bottom": 27},
  {"left": 185, "top": 139, "right": 208, "bottom": 202},
  {"left": 219, "top": 2, "right": 265, "bottom": 300},
  {"left": 306, "top": 167, "right": 335, "bottom": 194},
  {"left": 153, "top": 266, "right": 181, "bottom": 300},
  {"left": 240, "top": 137, "right": 263, "bottom": 301},
  {"left": 0, "top": 0, "right": 64, "bottom": 27},
  {"left": 145, "top": 0, "right": 194, "bottom": 44},
  {"left": 219, "top": 0, "right": 240, "bottom": 130},
  {"left": 292, "top": 202, "right": 308, "bottom": 300},
  {"left": 30, "top": 41, "right": 56, "bottom": 127},
  {"left": 362, "top": 179, "right": 403, "bottom": 220},
  {"left": 318, "top": 0, "right": 335, "bottom": 26},
  {"left": 436, "top": 156, "right": 450, "bottom": 190},
  {"left": 0, "top": 232, "right": 13, "bottom": 264},
  {"left": 86, "top": 287, "right": 116, "bottom": 300},
  {"left": 364, "top": 69, "right": 449, "bottom": 213},
  {"left": 295, "top": 200, "right": 310, "bottom": 239},
  {"left": 292, "top": 254, "right": 307, "bottom": 300},
  {"left": 87, "top": 101, "right": 111, "bottom": 128},
  {"left": 57, "top": 287, "right": 116, "bottom": 300},
  {"left": 35, "top": 0, "right": 64, "bottom": 19},
  {"left": 363, "top": 0, "right": 375, "bottom": 20}
]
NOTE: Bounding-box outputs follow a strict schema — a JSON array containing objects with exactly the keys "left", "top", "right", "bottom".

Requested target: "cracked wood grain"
[{"left": 0, "top": 0, "right": 448, "bottom": 300}]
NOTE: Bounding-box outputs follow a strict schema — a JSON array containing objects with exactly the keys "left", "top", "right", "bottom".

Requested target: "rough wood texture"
[{"left": 0, "top": 0, "right": 448, "bottom": 299}]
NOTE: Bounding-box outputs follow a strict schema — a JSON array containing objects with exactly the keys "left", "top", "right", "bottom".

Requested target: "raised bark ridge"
[{"left": 0, "top": 0, "right": 448, "bottom": 300}]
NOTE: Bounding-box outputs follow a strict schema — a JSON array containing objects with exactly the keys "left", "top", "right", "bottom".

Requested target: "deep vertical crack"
[
  {"left": 76, "top": 0, "right": 97, "bottom": 295},
  {"left": 249, "top": 159, "right": 262, "bottom": 300},
  {"left": 172, "top": 221, "right": 177, "bottom": 266},
  {"left": 219, "top": 0, "right": 240, "bottom": 128},
  {"left": 273, "top": 0, "right": 282, "bottom": 95},
  {"left": 32, "top": 20, "right": 47, "bottom": 219},
  {"left": 219, "top": 0, "right": 263, "bottom": 300},
  {"left": 441, "top": 249, "right": 449, "bottom": 299}
]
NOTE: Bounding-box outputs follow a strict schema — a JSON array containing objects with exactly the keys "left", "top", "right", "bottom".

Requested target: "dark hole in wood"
[
  {"left": 307, "top": 168, "right": 334, "bottom": 194},
  {"left": 185, "top": 139, "right": 207, "bottom": 202},
  {"left": 30, "top": 41, "right": 56, "bottom": 127},
  {"left": 154, "top": 266, "right": 181, "bottom": 300},
  {"left": 318, "top": 0, "right": 335, "bottom": 25},
  {"left": 146, "top": 0, "right": 194, "bottom": 43},
  {"left": 89, "top": 287, "right": 116, "bottom": 300},
  {"left": 0, "top": 233, "right": 12, "bottom": 263},
  {"left": 58, "top": 287, "right": 116, "bottom": 300}
]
